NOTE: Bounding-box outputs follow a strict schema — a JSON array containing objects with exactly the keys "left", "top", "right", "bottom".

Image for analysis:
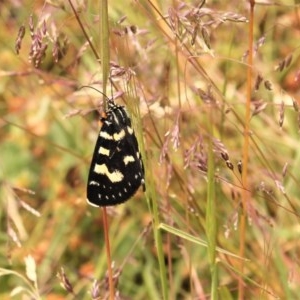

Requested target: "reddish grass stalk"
[
  {"left": 239, "top": 1, "right": 255, "bottom": 299},
  {"left": 67, "top": 0, "right": 100, "bottom": 63},
  {"left": 102, "top": 207, "right": 115, "bottom": 299}
]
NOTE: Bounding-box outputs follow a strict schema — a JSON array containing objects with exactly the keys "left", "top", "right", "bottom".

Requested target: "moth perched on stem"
[{"left": 87, "top": 96, "right": 144, "bottom": 206}]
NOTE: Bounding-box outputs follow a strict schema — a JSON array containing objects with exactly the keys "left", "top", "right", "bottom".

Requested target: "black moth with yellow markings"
[{"left": 87, "top": 99, "right": 144, "bottom": 206}]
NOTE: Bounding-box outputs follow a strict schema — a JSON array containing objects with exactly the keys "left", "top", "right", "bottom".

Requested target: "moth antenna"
[{"left": 79, "top": 85, "right": 111, "bottom": 101}]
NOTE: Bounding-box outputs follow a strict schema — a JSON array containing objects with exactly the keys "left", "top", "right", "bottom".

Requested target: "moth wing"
[{"left": 87, "top": 119, "right": 143, "bottom": 206}]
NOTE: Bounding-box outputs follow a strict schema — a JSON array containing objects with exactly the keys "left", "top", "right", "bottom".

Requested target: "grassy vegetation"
[{"left": 1, "top": 0, "right": 300, "bottom": 299}]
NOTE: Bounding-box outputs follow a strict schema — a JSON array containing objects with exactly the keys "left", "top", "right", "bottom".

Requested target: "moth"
[{"left": 87, "top": 99, "right": 144, "bottom": 206}]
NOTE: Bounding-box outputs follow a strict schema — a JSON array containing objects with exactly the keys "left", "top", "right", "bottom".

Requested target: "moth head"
[{"left": 107, "top": 99, "right": 117, "bottom": 111}]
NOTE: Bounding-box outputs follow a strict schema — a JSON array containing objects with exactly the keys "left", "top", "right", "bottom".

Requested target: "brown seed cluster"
[
  {"left": 15, "top": 14, "right": 68, "bottom": 68},
  {"left": 15, "top": 25, "right": 25, "bottom": 54},
  {"left": 275, "top": 54, "right": 293, "bottom": 72},
  {"left": 57, "top": 267, "right": 74, "bottom": 295}
]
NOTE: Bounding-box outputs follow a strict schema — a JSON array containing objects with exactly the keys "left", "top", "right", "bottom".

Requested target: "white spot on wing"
[
  {"left": 100, "top": 131, "right": 113, "bottom": 140},
  {"left": 99, "top": 147, "right": 110, "bottom": 156},
  {"left": 127, "top": 126, "right": 133, "bottom": 134},
  {"left": 86, "top": 198, "right": 100, "bottom": 207},
  {"left": 113, "top": 129, "right": 125, "bottom": 141},
  {"left": 89, "top": 181, "right": 100, "bottom": 186},
  {"left": 94, "top": 164, "right": 124, "bottom": 182},
  {"left": 123, "top": 155, "right": 135, "bottom": 165}
]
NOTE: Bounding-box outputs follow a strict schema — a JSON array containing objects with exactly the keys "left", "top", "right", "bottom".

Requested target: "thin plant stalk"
[
  {"left": 136, "top": 114, "right": 169, "bottom": 299},
  {"left": 102, "top": 208, "right": 115, "bottom": 299},
  {"left": 206, "top": 105, "right": 218, "bottom": 300},
  {"left": 149, "top": 188, "right": 169, "bottom": 300},
  {"left": 239, "top": 1, "right": 255, "bottom": 299},
  {"left": 99, "top": 0, "right": 114, "bottom": 298},
  {"left": 71, "top": 0, "right": 114, "bottom": 297},
  {"left": 127, "top": 53, "right": 169, "bottom": 300},
  {"left": 67, "top": 0, "right": 100, "bottom": 62}
]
